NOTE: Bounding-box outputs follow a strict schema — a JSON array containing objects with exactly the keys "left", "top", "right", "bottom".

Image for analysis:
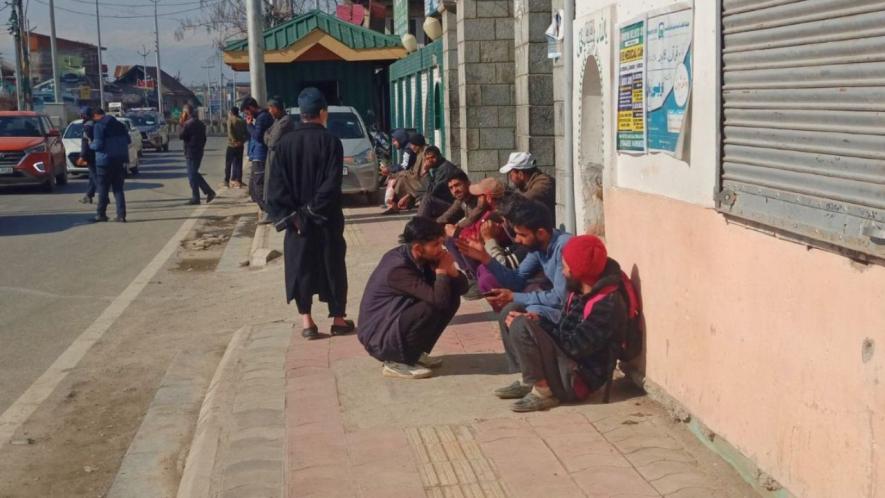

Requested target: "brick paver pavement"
[{"left": 282, "top": 205, "right": 758, "bottom": 498}]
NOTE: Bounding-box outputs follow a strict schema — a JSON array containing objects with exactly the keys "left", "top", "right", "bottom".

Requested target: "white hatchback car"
[
  {"left": 63, "top": 119, "right": 141, "bottom": 175},
  {"left": 285, "top": 105, "right": 379, "bottom": 196}
]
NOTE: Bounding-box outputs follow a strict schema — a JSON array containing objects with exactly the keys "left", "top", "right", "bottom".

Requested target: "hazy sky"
[{"left": 1, "top": 0, "right": 240, "bottom": 87}]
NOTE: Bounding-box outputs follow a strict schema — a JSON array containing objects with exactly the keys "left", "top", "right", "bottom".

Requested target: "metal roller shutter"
[{"left": 720, "top": 0, "right": 885, "bottom": 260}]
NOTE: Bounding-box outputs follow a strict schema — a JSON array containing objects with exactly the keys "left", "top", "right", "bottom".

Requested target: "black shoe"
[
  {"left": 330, "top": 320, "right": 356, "bottom": 336},
  {"left": 91, "top": 215, "right": 109, "bottom": 223},
  {"left": 186, "top": 199, "right": 200, "bottom": 205},
  {"left": 301, "top": 325, "right": 319, "bottom": 340},
  {"left": 79, "top": 196, "right": 93, "bottom": 204},
  {"left": 113, "top": 217, "right": 126, "bottom": 223},
  {"left": 206, "top": 191, "right": 216, "bottom": 204}
]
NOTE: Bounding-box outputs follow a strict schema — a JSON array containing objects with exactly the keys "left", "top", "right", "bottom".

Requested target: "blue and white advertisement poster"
[{"left": 645, "top": 8, "right": 692, "bottom": 156}]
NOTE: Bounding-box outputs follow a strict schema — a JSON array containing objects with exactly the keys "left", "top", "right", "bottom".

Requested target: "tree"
[{"left": 175, "top": 0, "right": 344, "bottom": 48}]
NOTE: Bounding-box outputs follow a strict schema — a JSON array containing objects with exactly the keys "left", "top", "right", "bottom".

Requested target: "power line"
[
  {"left": 66, "top": 0, "right": 210, "bottom": 8},
  {"left": 31, "top": 0, "right": 213, "bottom": 18}
]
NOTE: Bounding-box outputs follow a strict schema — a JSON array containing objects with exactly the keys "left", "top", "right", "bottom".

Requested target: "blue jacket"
[
  {"left": 90, "top": 115, "right": 130, "bottom": 167},
  {"left": 246, "top": 110, "right": 273, "bottom": 161},
  {"left": 486, "top": 230, "right": 572, "bottom": 324}
]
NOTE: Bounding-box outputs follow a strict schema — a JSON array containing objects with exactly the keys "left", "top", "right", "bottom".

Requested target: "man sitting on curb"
[
  {"left": 416, "top": 146, "right": 462, "bottom": 220},
  {"left": 358, "top": 217, "right": 468, "bottom": 379},
  {"left": 455, "top": 200, "right": 570, "bottom": 327},
  {"left": 500, "top": 152, "right": 556, "bottom": 216},
  {"left": 497, "top": 235, "right": 629, "bottom": 412}
]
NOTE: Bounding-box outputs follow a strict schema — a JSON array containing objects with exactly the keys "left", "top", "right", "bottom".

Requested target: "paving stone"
[
  {"left": 625, "top": 447, "right": 698, "bottom": 468},
  {"left": 571, "top": 466, "right": 660, "bottom": 497},
  {"left": 666, "top": 487, "right": 726, "bottom": 498},
  {"left": 612, "top": 434, "right": 685, "bottom": 454},
  {"left": 637, "top": 459, "right": 704, "bottom": 481},
  {"left": 289, "top": 465, "right": 356, "bottom": 498},
  {"left": 543, "top": 432, "right": 632, "bottom": 473},
  {"left": 221, "top": 484, "right": 281, "bottom": 498},
  {"left": 651, "top": 471, "right": 722, "bottom": 496}
]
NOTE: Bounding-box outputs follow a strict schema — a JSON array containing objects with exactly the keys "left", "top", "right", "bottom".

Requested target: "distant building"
[{"left": 110, "top": 65, "right": 200, "bottom": 117}]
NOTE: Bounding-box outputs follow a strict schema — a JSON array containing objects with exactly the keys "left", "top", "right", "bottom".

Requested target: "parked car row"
[{"left": 0, "top": 110, "right": 171, "bottom": 192}]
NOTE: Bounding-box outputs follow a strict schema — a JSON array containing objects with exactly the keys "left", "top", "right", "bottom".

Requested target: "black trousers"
[
  {"left": 498, "top": 302, "right": 577, "bottom": 402},
  {"left": 225, "top": 145, "right": 244, "bottom": 183},
  {"left": 249, "top": 160, "right": 266, "bottom": 210},
  {"left": 398, "top": 294, "right": 461, "bottom": 364}
]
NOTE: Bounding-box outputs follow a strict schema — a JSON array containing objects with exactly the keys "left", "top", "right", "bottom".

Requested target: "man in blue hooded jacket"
[
  {"left": 242, "top": 96, "right": 274, "bottom": 222},
  {"left": 89, "top": 108, "right": 130, "bottom": 222}
]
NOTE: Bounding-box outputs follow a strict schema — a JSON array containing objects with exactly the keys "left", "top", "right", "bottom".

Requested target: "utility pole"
[
  {"left": 245, "top": 0, "right": 266, "bottom": 104},
  {"left": 48, "top": 0, "right": 60, "bottom": 104},
  {"left": 94, "top": 0, "right": 105, "bottom": 109},
  {"left": 11, "top": 0, "right": 25, "bottom": 110},
  {"left": 218, "top": 52, "right": 224, "bottom": 116},
  {"left": 137, "top": 45, "right": 151, "bottom": 106},
  {"left": 152, "top": 0, "right": 164, "bottom": 117},
  {"left": 15, "top": 0, "right": 31, "bottom": 109},
  {"left": 201, "top": 63, "right": 214, "bottom": 124}
]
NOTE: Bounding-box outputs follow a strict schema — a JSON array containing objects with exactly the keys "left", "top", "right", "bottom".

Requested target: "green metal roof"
[{"left": 225, "top": 10, "right": 402, "bottom": 52}]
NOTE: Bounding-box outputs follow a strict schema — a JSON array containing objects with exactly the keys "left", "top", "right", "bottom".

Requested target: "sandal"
[
  {"left": 511, "top": 392, "right": 560, "bottom": 412},
  {"left": 330, "top": 320, "right": 356, "bottom": 336},
  {"left": 301, "top": 325, "right": 319, "bottom": 340}
]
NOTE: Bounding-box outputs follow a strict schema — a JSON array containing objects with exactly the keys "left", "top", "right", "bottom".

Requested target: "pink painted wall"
[{"left": 605, "top": 187, "right": 885, "bottom": 498}]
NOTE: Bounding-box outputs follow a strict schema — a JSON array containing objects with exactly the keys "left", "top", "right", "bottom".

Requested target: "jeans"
[
  {"left": 95, "top": 162, "right": 126, "bottom": 219},
  {"left": 417, "top": 196, "right": 452, "bottom": 220},
  {"left": 186, "top": 155, "right": 214, "bottom": 201},
  {"left": 225, "top": 145, "right": 244, "bottom": 183},
  {"left": 249, "top": 160, "right": 266, "bottom": 210}
]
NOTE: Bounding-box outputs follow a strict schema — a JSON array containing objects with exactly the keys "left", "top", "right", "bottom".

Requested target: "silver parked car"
[{"left": 286, "top": 105, "right": 379, "bottom": 195}]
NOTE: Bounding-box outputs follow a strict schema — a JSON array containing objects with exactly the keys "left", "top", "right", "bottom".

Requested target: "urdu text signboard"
[
  {"left": 617, "top": 19, "right": 646, "bottom": 153},
  {"left": 646, "top": 8, "right": 693, "bottom": 156}
]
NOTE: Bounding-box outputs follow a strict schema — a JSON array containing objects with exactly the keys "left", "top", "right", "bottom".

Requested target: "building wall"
[
  {"left": 456, "top": 0, "right": 516, "bottom": 178},
  {"left": 441, "top": 9, "right": 462, "bottom": 163},
  {"left": 513, "top": 0, "right": 554, "bottom": 176},
  {"left": 572, "top": 1, "right": 885, "bottom": 496}
]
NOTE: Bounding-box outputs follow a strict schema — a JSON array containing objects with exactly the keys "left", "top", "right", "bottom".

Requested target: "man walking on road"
[
  {"left": 266, "top": 87, "right": 353, "bottom": 340},
  {"left": 89, "top": 108, "right": 130, "bottom": 222},
  {"left": 77, "top": 107, "right": 97, "bottom": 204},
  {"left": 262, "top": 98, "right": 295, "bottom": 208},
  {"left": 225, "top": 106, "right": 248, "bottom": 188},
  {"left": 358, "top": 217, "right": 467, "bottom": 379},
  {"left": 242, "top": 96, "right": 274, "bottom": 222},
  {"left": 179, "top": 104, "right": 216, "bottom": 205}
]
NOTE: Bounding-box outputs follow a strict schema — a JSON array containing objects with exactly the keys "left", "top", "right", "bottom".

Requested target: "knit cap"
[{"left": 562, "top": 235, "right": 608, "bottom": 284}]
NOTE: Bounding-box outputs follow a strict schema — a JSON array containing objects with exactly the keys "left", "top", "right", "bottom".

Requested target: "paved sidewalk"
[{"left": 278, "top": 205, "right": 757, "bottom": 498}]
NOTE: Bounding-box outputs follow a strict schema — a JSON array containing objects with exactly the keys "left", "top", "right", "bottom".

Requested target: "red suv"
[{"left": 0, "top": 111, "right": 67, "bottom": 191}]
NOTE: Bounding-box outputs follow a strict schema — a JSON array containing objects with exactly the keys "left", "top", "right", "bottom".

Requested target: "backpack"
[{"left": 577, "top": 271, "right": 642, "bottom": 362}]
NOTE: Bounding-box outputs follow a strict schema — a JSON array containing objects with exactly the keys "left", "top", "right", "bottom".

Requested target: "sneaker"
[
  {"left": 206, "top": 191, "right": 217, "bottom": 204},
  {"left": 113, "top": 217, "right": 126, "bottom": 223},
  {"left": 185, "top": 199, "right": 200, "bottom": 205},
  {"left": 511, "top": 392, "right": 560, "bottom": 412},
  {"left": 90, "top": 215, "right": 109, "bottom": 223},
  {"left": 79, "top": 196, "right": 93, "bottom": 204},
  {"left": 494, "top": 381, "right": 532, "bottom": 399},
  {"left": 417, "top": 353, "right": 443, "bottom": 369},
  {"left": 382, "top": 361, "right": 433, "bottom": 379}
]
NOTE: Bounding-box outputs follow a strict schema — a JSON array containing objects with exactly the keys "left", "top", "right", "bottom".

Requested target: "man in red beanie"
[{"left": 499, "top": 234, "right": 629, "bottom": 412}]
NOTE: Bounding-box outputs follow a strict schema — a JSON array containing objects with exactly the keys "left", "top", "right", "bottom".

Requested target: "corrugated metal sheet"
[
  {"left": 225, "top": 11, "right": 401, "bottom": 52},
  {"left": 721, "top": 0, "right": 885, "bottom": 259}
]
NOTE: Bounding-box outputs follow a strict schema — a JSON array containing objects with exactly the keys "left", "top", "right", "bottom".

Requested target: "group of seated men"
[{"left": 358, "top": 148, "right": 631, "bottom": 413}]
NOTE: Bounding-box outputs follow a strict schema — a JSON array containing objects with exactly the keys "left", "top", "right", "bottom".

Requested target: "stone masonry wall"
[
  {"left": 550, "top": 0, "right": 566, "bottom": 224},
  {"left": 514, "top": 0, "right": 555, "bottom": 178},
  {"left": 457, "top": 0, "right": 516, "bottom": 178},
  {"left": 441, "top": 9, "right": 462, "bottom": 164}
]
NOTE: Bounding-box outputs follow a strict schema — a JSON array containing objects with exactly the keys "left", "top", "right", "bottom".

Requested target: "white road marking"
[{"left": 0, "top": 204, "right": 210, "bottom": 449}]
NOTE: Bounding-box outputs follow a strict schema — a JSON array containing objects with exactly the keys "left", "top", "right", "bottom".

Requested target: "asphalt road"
[{"left": 0, "top": 137, "right": 228, "bottom": 414}]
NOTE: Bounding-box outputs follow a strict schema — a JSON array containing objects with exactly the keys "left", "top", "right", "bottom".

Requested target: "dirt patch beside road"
[{"left": 0, "top": 202, "right": 293, "bottom": 498}]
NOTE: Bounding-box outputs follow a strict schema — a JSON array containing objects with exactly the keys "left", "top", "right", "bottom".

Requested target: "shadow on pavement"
[
  {"left": 449, "top": 311, "right": 495, "bottom": 326},
  {"left": 434, "top": 353, "right": 511, "bottom": 377},
  {"left": 0, "top": 212, "right": 96, "bottom": 235}
]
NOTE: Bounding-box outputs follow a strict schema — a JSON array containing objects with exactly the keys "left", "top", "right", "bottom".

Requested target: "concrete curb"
[
  {"left": 106, "top": 329, "right": 231, "bottom": 498},
  {"left": 175, "top": 325, "right": 251, "bottom": 498},
  {"left": 248, "top": 216, "right": 281, "bottom": 268}
]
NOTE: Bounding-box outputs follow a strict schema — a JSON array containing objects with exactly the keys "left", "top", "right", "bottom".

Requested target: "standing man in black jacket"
[
  {"left": 266, "top": 87, "right": 353, "bottom": 340},
  {"left": 179, "top": 104, "right": 216, "bottom": 205},
  {"left": 358, "top": 217, "right": 468, "bottom": 379},
  {"left": 77, "top": 107, "right": 97, "bottom": 204}
]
